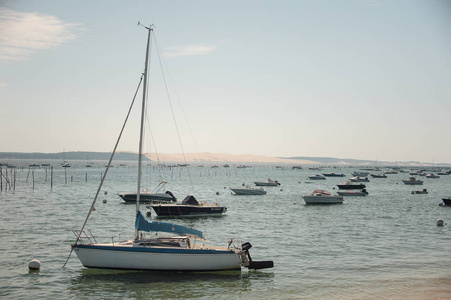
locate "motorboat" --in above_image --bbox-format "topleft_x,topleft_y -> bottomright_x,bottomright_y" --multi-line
118,181 -> 176,203
148,195 -> 227,217
337,189 -> 368,196
322,172 -> 345,177
308,175 -> 326,180
425,173 -> 440,179
411,189 -> 428,194
351,171 -> 369,177
402,177 -> 423,185
370,173 -> 387,178
230,186 -> 267,195
384,170 -> 398,174
350,176 -> 369,182
69,25 -> 273,271
302,190 -> 344,204
337,181 -> 366,190
254,178 -> 280,186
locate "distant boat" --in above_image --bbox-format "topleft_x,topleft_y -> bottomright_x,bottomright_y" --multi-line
118,181 -> 177,203
254,178 -> 280,186
337,181 -> 366,190
337,189 -> 368,196
370,173 -> 387,178
322,172 -> 345,177
351,171 -> 369,177
230,186 -> 267,195
308,175 -> 326,180
411,189 -> 428,194
148,195 -> 227,217
425,173 -> 440,179
402,177 -> 423,185
350,176 -> 369,182
302,190 -> 343,204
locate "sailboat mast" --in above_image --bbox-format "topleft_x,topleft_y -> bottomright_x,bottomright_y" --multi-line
135,24 -> 152,238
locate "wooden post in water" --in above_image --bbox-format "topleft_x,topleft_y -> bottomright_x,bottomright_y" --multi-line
65,167 -> 67,184
51,166 -> 53,190
26,166 -> 30,183
0,166 -> 2,191
32,170 -> 34,190
14,168 -> 16,191
86,173 -> 88,182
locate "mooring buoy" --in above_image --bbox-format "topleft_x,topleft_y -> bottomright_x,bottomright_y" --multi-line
437,219 -> 444,226
28,259 -> 41,270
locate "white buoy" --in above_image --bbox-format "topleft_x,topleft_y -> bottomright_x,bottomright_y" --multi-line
28,259 -> 41,270
437,219 -> 444,226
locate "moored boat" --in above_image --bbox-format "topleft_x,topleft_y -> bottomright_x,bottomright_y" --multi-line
402,177 -> 423,185
302,190 -> 343,204
350,176 -> 369,182
68,25 -> 273,272
322,172 -> 345,177
308,174 -> 326,180
337,181 -> 366,190
254,178 -> 280,186
337,189 -> 368,196
230,186 -> 267,195
148,195 -> 227,217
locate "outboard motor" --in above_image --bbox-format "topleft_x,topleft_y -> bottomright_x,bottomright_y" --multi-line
241,242 -> 274,270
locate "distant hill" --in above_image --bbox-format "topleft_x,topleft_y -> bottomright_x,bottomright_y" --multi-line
0,151 -> 148,161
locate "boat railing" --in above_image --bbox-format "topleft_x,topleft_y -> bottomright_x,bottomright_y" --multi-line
72,229 -> 97,245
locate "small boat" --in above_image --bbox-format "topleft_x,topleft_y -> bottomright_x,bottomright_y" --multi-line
425,173 -> 440,179
384,170 -> 398,174
302,190 -> 344,204
411,189 -> 428,194
148,195 -> 227,217
118,181 -> 177,203
254,178 -> 280,186
308,175 -> 326,180
349,176 -> 369,182
402,177 -> 423,185
337,181 -> 366,190
351,171 -> 369,177
441,197 -> 451,205
437,172 -> 450,175
230,186 -> 267,195
322,172 -> 345,177
337,189 -> 368,196
370,173 -> 387,178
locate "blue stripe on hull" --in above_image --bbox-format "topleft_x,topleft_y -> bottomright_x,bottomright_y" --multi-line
72,244 -> 235,254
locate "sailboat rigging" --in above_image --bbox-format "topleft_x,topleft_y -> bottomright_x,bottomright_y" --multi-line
66,24 -> 273,271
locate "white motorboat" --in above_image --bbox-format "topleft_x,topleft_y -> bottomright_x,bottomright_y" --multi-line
308,174 -> 326,180
351,171 -> 369,177
350,176 -> 369,182
68,25 -> 273,272
402,177 -> 423,185
302,190 -> 344,204
337,189 -> 368,196
425,173 -> 440,179
370,173 -> 387,178
230,186 -> 267,195
254,178 -> 280,186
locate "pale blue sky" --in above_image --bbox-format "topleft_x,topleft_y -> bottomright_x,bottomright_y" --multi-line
1,0 -> 451,163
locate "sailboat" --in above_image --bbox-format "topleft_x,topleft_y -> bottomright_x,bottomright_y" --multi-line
69,24 -> 273,271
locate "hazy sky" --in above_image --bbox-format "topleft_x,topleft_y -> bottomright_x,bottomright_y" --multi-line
1,0 -> 451,163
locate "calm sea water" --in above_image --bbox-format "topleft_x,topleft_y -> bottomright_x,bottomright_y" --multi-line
1,160 -> 451,299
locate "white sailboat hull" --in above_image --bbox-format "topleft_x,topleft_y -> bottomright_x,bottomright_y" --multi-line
73,244 -> 242,271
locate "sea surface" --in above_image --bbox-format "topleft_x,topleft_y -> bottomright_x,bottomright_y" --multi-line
1,160 -> 451,299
